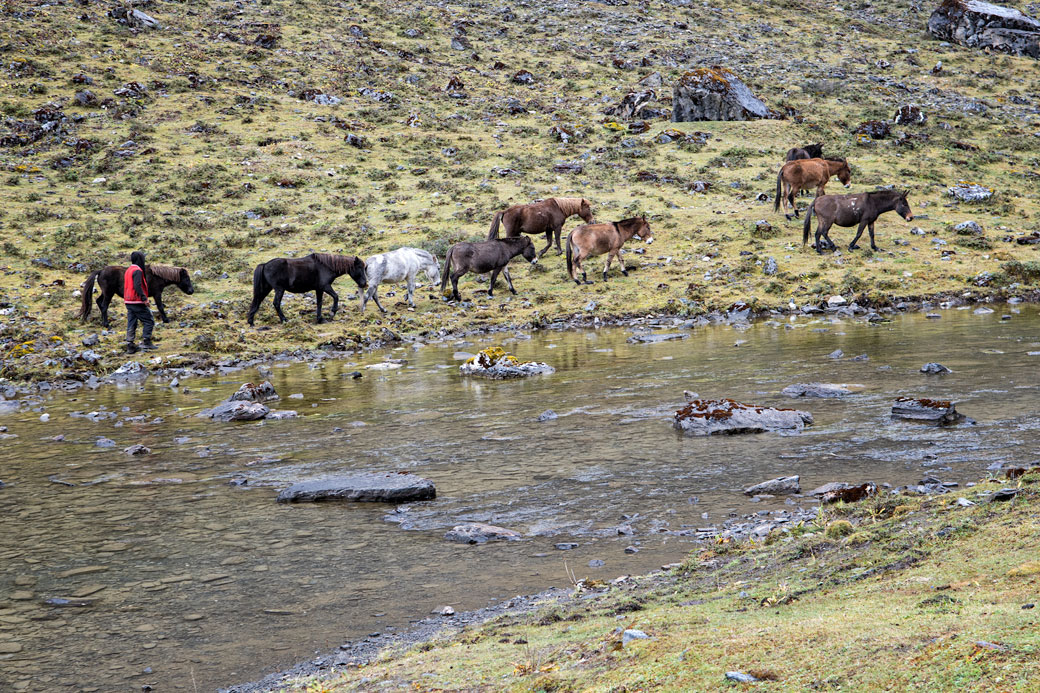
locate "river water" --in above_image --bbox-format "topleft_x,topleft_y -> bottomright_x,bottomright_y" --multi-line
1,305 -> 1038,691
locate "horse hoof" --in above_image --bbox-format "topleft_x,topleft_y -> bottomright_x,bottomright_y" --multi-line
621,270 -> 629,276
785,214 -> 793,221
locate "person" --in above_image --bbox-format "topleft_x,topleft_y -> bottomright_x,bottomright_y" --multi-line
124,251 -> 156,353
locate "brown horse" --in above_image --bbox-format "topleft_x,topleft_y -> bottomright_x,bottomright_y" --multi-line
487,197 -> 593,257
247,253 -> 367,325
803,189 -> 913,253
774,158 -> 851,220
79,264 -> 195,327
566,216 -> 653,285
440,236 -> 538,302
785,143 -> 823,161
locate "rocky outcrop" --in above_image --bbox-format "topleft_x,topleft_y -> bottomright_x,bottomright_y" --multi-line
743,476 -> 801,496
672,67 -> 775,122
927,0 -> 1040,58
459,347 -> 554,379
673,399 -> 813,436
277,473 -> 436,503
444,523 -> 522,544
781,383 -> 856,398
891,397 -> 965,425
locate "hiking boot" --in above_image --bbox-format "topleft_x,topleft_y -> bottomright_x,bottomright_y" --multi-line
139,340 -> 158,351
126,342 -> 139,354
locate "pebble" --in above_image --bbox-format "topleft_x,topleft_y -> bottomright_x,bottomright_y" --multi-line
554,542 -> 579,550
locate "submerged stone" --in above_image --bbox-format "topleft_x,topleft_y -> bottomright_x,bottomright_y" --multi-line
276,473 -> 436,503
674,399 -> 813,436
781,383 -> 856,398
444,523 -> 522,544
891,397 -> 965,425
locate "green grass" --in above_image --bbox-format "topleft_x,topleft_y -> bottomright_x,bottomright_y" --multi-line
1,0 -> 1039,382
289,478 -> 1040,691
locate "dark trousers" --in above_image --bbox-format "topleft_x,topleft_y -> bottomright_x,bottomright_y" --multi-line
126,304 -> 154,343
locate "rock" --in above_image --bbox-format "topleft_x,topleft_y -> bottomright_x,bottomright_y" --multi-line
622,629 -> 650,646
855,120 -> 890,139
276,473 -> 436,503
444,523 -> 522,544
109,7 -> 160,29
624,545 -> 639,553
725,672 -> 760,683
435,605 -> 455,616
603,89 -> 656,120
110,361 -> 148,381
781,383 -> 854,398
828,349 -> 844,359
822,482 -> 877,504
79,350 -> 101,364
672,66 -> 774,121
947,183 -> 993,202
95,437 -> 116,448
990,488 -> 1020,502
921,362 -> 952,374
82,333 -> 99,347
927,0 -> 1040,58
894,105 -> 926,124
74,90 -> 97,107
891,397 -> 965,425
626,332 -> 687,344
954,220 -> 984,235
123,444 -> 150,456
537,410 -> 558,422
809,481 -> 851,496
199,401 -> 270,422
512,69 -> 535,85
459,347 -> 554,379
228,381 -> 279,403
673,399 -> 813,436
0,642 -> 23,654
554,542 -> 579,550
265,410 -> 298,420
827,295 -> 847,306
763,257 -> 778,275
744,475 -> 800,496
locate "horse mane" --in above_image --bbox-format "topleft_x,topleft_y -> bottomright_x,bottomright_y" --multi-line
553,197 -> 586,216
149,264 -> 183,281
313,253 -> 357,273
617,216 -> 645,228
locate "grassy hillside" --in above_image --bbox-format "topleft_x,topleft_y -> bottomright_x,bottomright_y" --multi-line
1,0 -> 1039,380
285,474 -> 1040,691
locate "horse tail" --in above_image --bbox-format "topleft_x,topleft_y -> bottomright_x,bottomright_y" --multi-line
565,233 -> 574,279
774,169 -> 783,212
79,270 -> 99,321
803,200 -> 815,245
487,211 -> 503,240
440,247 -> 453,292
250,263 -> 267,304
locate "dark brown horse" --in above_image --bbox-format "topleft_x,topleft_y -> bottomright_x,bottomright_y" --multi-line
785,143 -> 823,161
440,236 -> 537,301
247,253 -> 367,325
487,197 -> 593,257
774,158 -> 851,220
803,189 -> 914,253
566,216 -> 653,285
79,264 -> 195,327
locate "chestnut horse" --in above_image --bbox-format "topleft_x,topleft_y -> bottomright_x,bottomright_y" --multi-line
774,158 -> 851,220
79,264 -> 195,327
803,189 -> 913,253
566,216 -> 653,285
487,197 -> 593,257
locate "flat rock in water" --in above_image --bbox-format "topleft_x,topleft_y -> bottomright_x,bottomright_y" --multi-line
444,523 -> 522,544
199,401 -> 270,422
781,383 -> 856,398
891,397 -> 965,425
265,410 -> 299,420
123,444 -> 150,456
537,409 -> 558,422
744,475 -> 800,496
627,332 -> 687,344
459,347 -> 554,380
921,362 -> 952,374
276,473 -> 436,503
228,381 -> 279,403
674,398 -> 813,436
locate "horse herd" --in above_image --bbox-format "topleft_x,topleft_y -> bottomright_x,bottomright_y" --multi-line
78,145 -> 914,326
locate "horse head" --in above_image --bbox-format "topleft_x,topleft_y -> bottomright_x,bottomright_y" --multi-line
349,256 -> 368,288
177,267 -> 195,295
838,159 -> 852,187
424,256 -> 441,283
579,198 -> 594,223
636,215 -> 654,244
897,190 -> 914,221
520,236 -> 538,264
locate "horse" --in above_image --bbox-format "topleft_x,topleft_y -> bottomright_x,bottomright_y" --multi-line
774,158 -> 851,220
785,143 -> 824,161
487,197 -> 594,258
439,236 -> 537,302
566,216 -> 653,285
79,264 -> 194,327
247,253 -> 367,325
361,247 -> 440,313
803,189 -> 914,253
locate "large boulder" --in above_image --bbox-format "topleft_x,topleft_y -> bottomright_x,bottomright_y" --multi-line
672,67 -> 774,122
891,397 -> 965,425
673,398 -> 813,436
927,0 -> 1040,58
459,347 -> 554,380
444,523 -> 522,544
277,473 -> 436,503
199,401 -> 269,422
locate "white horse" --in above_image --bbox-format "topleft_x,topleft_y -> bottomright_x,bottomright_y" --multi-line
361,247 -> 440,312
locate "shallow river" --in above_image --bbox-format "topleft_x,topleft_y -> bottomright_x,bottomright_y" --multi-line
1,305 -> 1038,691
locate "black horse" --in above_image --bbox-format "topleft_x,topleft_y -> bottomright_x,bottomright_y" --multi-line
785,142 -> 824,161
440,236 -> 537,302
247,253 -> 367,325
79,264 -> 195,327
803,189 -> 914,253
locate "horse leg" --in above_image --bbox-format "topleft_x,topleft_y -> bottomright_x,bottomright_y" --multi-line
326,286 -> 340,316
617,249 -> 628,276
247,286 -> 272,326
553,224 -> 564,255
315,289 -> 325,323
450,270 -> 465,302
868,221 -> 879,251
538,229 -> 553,258
602,252 -> 613,282
154,290 -> 170,323
503,267 -> 517,294
783,182 -> 793,220
406,274 -> 417,307
487,268 -> 500,297
98,294 -> 110,328
816,220 -> 835,254
273,289 -> 287,323
849,221 -> 868,251
576,252 -> 592,285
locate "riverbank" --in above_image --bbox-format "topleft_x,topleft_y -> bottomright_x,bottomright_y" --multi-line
237,472 -> 1040,691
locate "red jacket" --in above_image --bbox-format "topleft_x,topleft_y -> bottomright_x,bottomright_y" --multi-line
124,265 -> 149,304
